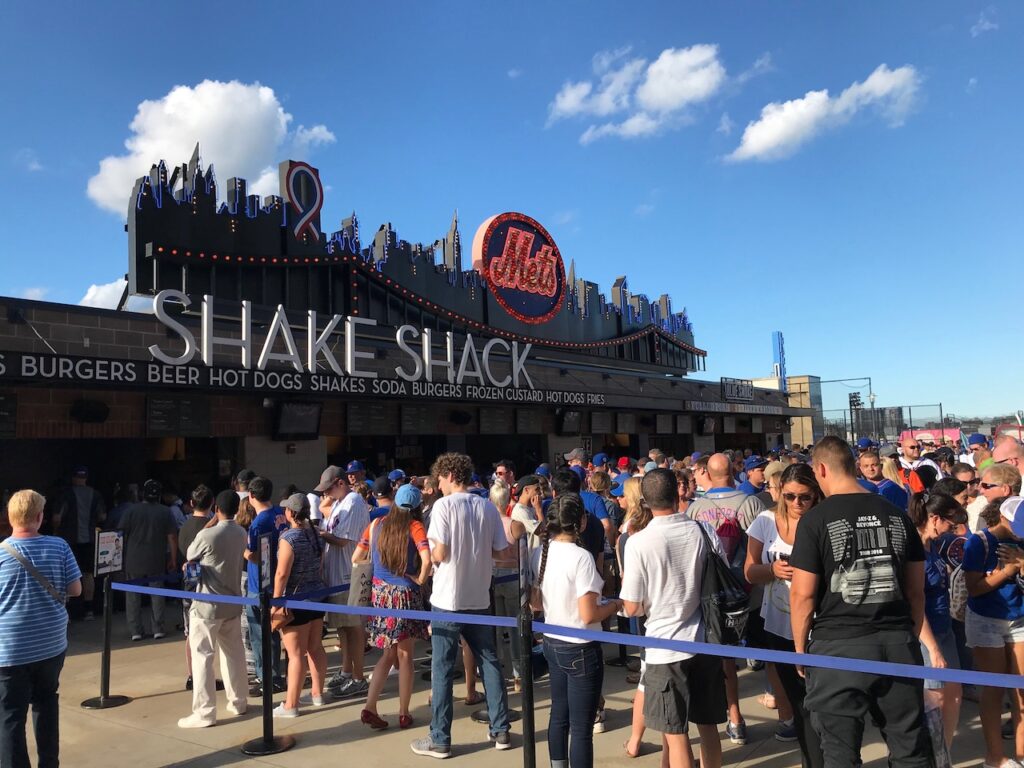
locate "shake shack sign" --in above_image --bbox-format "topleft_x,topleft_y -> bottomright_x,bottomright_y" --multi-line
0,290 -> 606,407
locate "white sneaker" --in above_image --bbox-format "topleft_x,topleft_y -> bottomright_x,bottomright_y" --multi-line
272,703 -> 300,719
299,693 -> 325,707
593,709 -> 606,734
153,632 -> 167,640
226,703 -> 246,716
131,634 -> 143,642
177,714 -> 215,729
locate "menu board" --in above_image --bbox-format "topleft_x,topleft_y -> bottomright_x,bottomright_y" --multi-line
0,394 -> 15,439
401,405 -> 433,434
147,395 -> 210,437
479,408 -> 513,435
346,403 -> 398,435
590,411 -> 613,434
516,409 -> 543,434
616,413 -> 636,434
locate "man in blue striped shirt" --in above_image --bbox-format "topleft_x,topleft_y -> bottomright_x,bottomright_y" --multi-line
0,489 -> 82,767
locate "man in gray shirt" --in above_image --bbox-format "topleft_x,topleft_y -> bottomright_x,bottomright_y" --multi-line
54,466 -> 105,619
178,489 -> 248,728
119,479 -> 177,641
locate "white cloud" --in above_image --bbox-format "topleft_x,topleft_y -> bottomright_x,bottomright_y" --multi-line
86,80 -> 336,216
636,45 -> 726,113
967,77 -> 978,94
736,52 -> 774,84
550,44 -> 727,144
728,64 -> 921,162
580,112 -> 662,144
548,58 -> 646,123
717,113 -> 735,135
20,287 -> 48,300
79,278 -> 127,308
634,202 -> 655,217
970,9 -> 998,37
13,148 -> 43,172
507,68 -> 523,79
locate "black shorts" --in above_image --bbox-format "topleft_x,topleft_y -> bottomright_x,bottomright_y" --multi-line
72,542 -> 95,573
288,607 -> 325,627
642,654 -> 727,734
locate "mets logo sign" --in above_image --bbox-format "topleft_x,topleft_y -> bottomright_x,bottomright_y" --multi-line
471,212 -> 567,325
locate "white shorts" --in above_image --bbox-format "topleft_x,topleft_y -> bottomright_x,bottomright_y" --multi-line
965,606 -> 1024,648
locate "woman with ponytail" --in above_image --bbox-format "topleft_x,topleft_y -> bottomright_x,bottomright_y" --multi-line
530,493 -> 622,768
909,491 -> 967,752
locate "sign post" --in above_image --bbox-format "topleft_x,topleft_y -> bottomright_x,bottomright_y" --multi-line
81,531 -> 131,709
241,535 -> 294,756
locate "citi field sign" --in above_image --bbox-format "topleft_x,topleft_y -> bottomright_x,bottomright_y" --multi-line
472,212 -> 567,325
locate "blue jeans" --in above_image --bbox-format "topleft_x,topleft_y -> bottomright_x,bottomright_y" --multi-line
245,591 -> 281,682
430,607 -> 509,746
0,652 -> 65,768
543,639 -> 604,768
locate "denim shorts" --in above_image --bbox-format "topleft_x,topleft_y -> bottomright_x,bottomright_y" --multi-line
919,626 -> 960,690
965,607 -> 1024,649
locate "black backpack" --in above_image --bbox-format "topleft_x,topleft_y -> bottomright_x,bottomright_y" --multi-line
696,522 -> 750,646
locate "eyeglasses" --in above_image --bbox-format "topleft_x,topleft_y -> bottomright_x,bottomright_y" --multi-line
980,482 -> 1005,490
783,493 -> 815,504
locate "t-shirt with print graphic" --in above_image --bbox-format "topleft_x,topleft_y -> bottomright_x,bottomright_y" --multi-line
322,491 -> 371,588
789,493 -> 925,640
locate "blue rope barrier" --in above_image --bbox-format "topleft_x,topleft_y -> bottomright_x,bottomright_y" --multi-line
112,581 -> 257,607
109,579 -> 1024,689
493,573 -> 519,585
288,583 -> 350,602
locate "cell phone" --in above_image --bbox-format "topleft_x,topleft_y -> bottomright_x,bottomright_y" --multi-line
778,553 -> 791,562
183,561 -> 201,589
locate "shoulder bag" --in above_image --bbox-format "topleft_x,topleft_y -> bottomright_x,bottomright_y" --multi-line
695,522 -> 750,646
1,540 -> 67,607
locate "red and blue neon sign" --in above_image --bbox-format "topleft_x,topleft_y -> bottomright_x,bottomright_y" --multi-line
472,212 -> 566,325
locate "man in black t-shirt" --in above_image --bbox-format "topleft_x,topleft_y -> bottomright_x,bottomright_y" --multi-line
790,436 -> 932,768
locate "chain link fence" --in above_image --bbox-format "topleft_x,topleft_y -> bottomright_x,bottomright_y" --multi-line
822,404 -> 946,444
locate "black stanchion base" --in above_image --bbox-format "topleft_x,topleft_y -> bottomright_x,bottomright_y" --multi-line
241,735 -> 296,756
472,708 -> 521,723
81,695 -> 133,710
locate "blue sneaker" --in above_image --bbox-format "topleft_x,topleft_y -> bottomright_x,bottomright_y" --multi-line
726,720 -> 747,745
775,719 -> 798,742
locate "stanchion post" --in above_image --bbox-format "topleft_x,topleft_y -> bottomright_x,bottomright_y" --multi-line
241,542 -> 295,756
516,536 -> 536,768
81,575 -> 132,709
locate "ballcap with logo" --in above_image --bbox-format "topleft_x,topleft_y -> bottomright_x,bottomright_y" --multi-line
314,466 -> 345,492
743,456 -> 769,472
345,460 -> 365,474
395,484 -> 423,510
1001,497 -> 1024,539
564,448 -> 588,463
856,437 -> 876,450
387,469 -> 407,483
592,453 -> 610,469
968,433 -> 987,447
534,465 -> 551,478
617,456 -> 631,470
610,474 -> 629,497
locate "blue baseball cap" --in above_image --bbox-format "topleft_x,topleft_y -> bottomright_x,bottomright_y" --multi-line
593,452 -> 610,468
689,452 -> 702,462
968,433 -> 987,446
569,465 -> 586,483
610,473 -> 628,497
535,464 -> 551,478
394,484 -> 422,509
743,455 -> 768,472
345,460 -> 365,473
856,437 -> 875,450
387,469 -> 407,482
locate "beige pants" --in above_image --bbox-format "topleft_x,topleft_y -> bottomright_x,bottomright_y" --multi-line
189,613 -> 247,722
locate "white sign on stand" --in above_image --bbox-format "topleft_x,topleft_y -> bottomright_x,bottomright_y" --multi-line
94,531 -> 123,576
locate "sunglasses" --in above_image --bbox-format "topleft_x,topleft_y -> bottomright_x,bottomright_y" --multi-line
783,493 -> 815,504
905,445 -> 921,450
966,478 -> 981,486
980,482 -> 1004,490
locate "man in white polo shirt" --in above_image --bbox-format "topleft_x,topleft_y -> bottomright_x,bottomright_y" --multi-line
621,468 -> 727,768
411,452 -> 523,759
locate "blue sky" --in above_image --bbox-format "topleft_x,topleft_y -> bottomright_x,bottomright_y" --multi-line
1,2 -> 1021,417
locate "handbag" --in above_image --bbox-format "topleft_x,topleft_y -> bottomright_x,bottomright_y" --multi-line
695,522 -> 750,646
270,604 -> 293,632
1,540 -> 67,607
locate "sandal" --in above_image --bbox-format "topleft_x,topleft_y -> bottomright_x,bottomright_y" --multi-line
623,740 -> 640,758
360,709 -> 389,730
758,693 -> 777,710
626,672 -> 641,685
464,692 -> 485,706
399,714 -> 414,729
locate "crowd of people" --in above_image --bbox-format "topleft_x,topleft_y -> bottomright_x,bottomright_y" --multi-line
2,432 -> 1024,768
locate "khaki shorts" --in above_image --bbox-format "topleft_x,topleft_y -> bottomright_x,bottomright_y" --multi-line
326,590 -> 365,630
